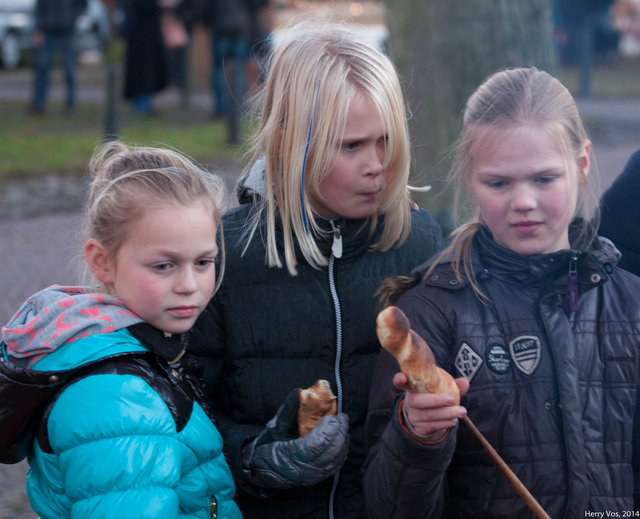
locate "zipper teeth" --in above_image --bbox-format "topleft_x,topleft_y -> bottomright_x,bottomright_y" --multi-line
328,225 -> 344,410
209,496 -> 217,519
328,245 -> 343,519
329,254 -> 343,412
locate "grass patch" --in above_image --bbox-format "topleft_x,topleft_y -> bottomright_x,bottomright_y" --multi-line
0,66 -> 250,180
0,119 -> 242,178
0,104 -> 248,179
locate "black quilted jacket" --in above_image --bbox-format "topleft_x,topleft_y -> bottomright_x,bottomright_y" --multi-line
190,202 -> 443,519
364,225 -> 640,519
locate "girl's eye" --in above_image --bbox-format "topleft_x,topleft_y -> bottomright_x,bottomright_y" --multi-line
153,263 -> 172,272
535,176 -> 554,184
488,180 -> 506,188
343,141 -> 360,151
196,258 -> 217,269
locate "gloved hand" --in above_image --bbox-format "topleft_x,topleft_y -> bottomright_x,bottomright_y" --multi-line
241,387 -> 349,490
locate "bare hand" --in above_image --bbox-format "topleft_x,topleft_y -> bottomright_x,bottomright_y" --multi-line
393,372 -> 469,441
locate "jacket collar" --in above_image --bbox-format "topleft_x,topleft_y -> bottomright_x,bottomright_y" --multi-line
416,220 -> 619,289
127,323 -> 187,365
478,222 -> 619,285
311,217 -> 377,260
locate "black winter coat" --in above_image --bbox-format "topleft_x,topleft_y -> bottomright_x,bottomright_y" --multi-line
190,202 -> 443,519
600,148 -> 640,277
122,0 -> 167,100
364,225 -> 640,518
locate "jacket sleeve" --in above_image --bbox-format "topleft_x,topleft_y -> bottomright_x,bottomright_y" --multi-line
363,289 -> 459,518
363,349 -> 457,519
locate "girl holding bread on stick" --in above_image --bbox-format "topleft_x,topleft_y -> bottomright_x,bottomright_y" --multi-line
188,21 -> 444,519
364,67 -> 640,518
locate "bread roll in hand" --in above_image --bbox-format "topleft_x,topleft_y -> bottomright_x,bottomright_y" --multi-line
376,305 -> 460,405
298,379 -> 338,437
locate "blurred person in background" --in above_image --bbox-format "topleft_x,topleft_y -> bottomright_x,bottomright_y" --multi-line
28,0 -> 88,115
200,0 -> 264,119
120,0 -> 168,114
165,0 -> 198,107
599,148 -> 640,277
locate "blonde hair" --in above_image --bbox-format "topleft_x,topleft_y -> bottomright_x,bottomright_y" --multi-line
244,21 -> 416,275
84,140 -> 227,290
427,67 -> 600,297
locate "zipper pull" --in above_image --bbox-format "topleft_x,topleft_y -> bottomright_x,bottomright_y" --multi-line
567,255 -> 579,313
331,222 -> 343,259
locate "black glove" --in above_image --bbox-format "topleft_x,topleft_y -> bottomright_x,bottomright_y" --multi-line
241,387 -> 349,490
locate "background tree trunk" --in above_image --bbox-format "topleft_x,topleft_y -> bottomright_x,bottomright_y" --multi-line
383,0 -> 556,229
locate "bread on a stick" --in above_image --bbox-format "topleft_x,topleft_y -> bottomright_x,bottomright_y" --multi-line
376,305 -> 460,404
298,379 -> 337,437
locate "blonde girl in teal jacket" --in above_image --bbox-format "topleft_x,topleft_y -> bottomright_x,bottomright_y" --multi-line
1,141 -> 241,519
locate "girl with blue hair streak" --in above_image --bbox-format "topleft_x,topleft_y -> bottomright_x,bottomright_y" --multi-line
189,20 -> 444,519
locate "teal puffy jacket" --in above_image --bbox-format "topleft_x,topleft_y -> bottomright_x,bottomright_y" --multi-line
24,328 -> 242,519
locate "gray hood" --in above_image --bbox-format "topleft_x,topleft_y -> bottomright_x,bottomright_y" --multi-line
236,156 -> 266,204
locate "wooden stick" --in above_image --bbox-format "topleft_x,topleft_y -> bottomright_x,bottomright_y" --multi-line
460,415 -> 550,519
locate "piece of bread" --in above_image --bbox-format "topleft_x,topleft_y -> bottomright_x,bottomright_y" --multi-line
376,306 -> 460,404
298,379 -> 338,437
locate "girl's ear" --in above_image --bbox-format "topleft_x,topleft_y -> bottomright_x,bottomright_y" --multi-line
578,139 -> 592,183
85,239 -> 114,285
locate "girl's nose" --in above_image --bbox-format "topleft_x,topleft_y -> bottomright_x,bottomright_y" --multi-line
363,144 -> 384,177
176,267 -> 198,293
511,185 -> 537,211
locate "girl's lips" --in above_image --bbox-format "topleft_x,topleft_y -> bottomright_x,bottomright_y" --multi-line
169,306 -> 198,318
360,181 -> 385,197
512,221 -> 541,235
359,186 -> 384,199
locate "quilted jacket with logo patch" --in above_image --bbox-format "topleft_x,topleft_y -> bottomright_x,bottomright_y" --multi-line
364,224 -> 640,519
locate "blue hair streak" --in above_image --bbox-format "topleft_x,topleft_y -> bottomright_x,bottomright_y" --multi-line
300,80 -> 321,234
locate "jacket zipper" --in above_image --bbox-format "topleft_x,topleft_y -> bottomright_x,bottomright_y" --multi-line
328,220 -> 343,519
209,496 -> 217,518
567,254 -> 580,318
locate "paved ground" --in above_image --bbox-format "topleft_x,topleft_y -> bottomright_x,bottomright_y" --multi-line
0,64 -> 639,517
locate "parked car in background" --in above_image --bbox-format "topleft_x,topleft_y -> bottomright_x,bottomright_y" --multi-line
0,0 -> 32,69
0,0 -> 110,70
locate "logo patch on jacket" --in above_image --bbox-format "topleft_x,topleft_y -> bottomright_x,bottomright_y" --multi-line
454,342 -> 482,381
485,343 -> 511,374
509,335 -> 541,375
